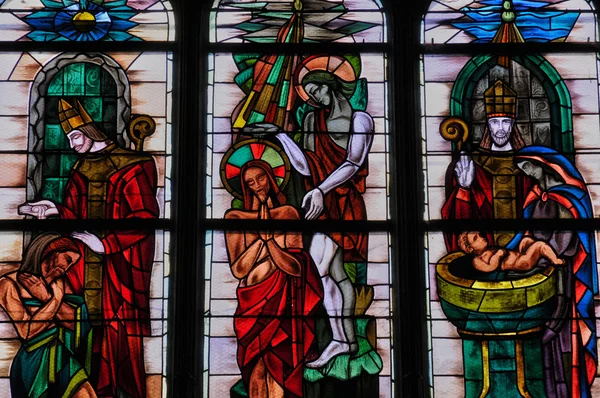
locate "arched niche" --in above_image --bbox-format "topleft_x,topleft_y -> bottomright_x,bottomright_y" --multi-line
449,54 -> 573,156
27,52 -> 131,201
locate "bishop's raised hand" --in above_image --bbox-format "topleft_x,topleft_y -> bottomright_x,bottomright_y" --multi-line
455,153 -> 475,189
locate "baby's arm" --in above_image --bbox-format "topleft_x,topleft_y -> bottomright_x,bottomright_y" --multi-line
473,250 -> 503,273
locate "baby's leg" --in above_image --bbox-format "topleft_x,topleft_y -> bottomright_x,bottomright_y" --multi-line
518,236 -> 535,252
517,241 -> 563,269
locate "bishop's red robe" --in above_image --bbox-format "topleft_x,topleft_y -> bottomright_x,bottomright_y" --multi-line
303,109 -> 369,263
441,150 -> 535,252
58,143 -> 159,398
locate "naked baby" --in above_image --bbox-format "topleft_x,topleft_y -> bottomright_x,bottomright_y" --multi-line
458,231 -> 565,273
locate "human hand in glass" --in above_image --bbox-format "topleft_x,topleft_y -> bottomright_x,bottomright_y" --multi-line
243,123 -> 279,139
258,203 -> 274,241
18,273 -> 51,302
49,277 -> 65,302
455,152 -> 475,189
302,188 -> 324,220
18,200 -> 59,219
71,231 -> 105,254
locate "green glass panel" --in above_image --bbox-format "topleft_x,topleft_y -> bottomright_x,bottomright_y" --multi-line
338,22 -> 375,35
42,178 -> 64,202
561,107 -> 572,132
556,84 -> 572,108
247,111 -> 266,125
85,64 -> 102,96
102,97 -> 117,123
47,71 -> 64,96
101,70 -> 117,93
523,340 -> 543,379
229,145 -> 253,168
101,122 -> 117,140
45,97 -> 60,124
464,312 -> 495,333
236,22 -> 267,33
463,340 -> 483,380
266,57 -> 285,85
542,61 -> 562,85
465,380 -> 483,398
63,63 -> 85,96
490,358 -> 515,372
60,154 -> 77,176
342,262 -> 369,285
279,81 -> 290,108
492,372 -> 518,396
43,154 -> 61,177
490,340 -> 514,358
45,124 -> 67,150
81,97 -> 103,121
246,38 -> 277,44
349,79 -> 368,112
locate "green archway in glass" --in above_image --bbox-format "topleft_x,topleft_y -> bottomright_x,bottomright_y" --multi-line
449,54 -> 573,158
41,62 -> 118,203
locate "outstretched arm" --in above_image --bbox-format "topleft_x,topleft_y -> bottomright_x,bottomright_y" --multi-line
316,112 -> 373,195
303,112 -> 374,220
276,132 -> 311,176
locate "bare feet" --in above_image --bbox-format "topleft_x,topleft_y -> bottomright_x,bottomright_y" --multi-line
306,340 -> 358,369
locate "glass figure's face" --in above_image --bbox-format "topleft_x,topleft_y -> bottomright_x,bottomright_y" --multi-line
517,161 -> 545,182
42,250 -> 80,281
487,116 -> 515,147
467,231 -> 488,253
305,82 -> 332,107
67,130 -> 93,153
244,167 -> 270,203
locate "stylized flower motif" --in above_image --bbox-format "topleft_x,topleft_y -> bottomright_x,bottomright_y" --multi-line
23,0 -> 139,41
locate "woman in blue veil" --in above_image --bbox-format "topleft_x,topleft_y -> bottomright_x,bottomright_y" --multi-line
509,146 -> 597,397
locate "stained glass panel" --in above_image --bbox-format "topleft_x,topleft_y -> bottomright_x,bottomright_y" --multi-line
203,230 -> 394,397
0,48 -> 173,397
206,52 -> 390,221
0,0 -> 175,42
423,0 -> 597,44
422,0 -> 600,396
206,0 -> 391,396
210,0 -> 386,44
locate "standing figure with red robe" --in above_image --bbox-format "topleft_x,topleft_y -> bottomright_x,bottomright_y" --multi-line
19,99 -> 159,398
441,80 -> 536,252
225,159 -> 323,398
252,55 -> 375,368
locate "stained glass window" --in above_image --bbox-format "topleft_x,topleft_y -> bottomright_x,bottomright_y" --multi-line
421,0 -> 600,397
204,0 -> 394,397
0,0 -> 175,396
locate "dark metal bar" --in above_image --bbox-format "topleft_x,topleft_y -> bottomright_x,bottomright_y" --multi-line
0,41 -> 176,52
394,1 -> 430,397
0,219 -> 172,231
202,219 -> 394,232
207,42 -> 390,53
168,0 -> 201,396
424,218 -> 600,232
422,42 -> 600,55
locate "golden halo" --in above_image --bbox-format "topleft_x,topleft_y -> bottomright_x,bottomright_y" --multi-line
293,55 -> 358,107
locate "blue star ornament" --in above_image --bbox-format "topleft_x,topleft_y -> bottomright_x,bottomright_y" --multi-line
23,0 -> 140,41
